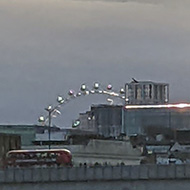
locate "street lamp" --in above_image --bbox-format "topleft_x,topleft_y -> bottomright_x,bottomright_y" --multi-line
45,105 -> 53,149
38,96 -> 64,149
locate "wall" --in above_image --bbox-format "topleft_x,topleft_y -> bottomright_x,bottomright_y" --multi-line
68,139 -> 142,166
1,165 -> 190,190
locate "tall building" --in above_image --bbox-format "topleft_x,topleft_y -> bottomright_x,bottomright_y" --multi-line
122,80 -> 190,137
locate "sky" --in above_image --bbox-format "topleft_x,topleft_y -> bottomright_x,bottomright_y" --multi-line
1,0 -> 190,127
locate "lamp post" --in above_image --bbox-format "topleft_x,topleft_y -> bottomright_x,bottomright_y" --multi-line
38,96 -> 64,149
45,105 -> 53,149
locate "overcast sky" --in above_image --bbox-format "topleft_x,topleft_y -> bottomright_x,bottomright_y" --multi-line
1,0 -> 190,127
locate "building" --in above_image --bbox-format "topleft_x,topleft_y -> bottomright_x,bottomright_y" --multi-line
73,104 -> 122,138
34,128 -> 71,145
123,80 -> 172,136
92,104 -> 122,137
68,139 -> 143,166
73,111 -> 96,132
0,133 -> 21,166
125,80 -> 169,105
72,80 -> 170,138
72,80 -> 190,141
0,125 -> 35,146
122,104 -> 190,136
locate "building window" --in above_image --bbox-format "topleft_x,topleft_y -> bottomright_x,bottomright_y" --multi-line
154,85 -> 158,100
149,84 -> 152,99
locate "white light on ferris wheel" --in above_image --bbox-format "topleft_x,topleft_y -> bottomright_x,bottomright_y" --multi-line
94,82 -> 99,90
81,84 -> 86,91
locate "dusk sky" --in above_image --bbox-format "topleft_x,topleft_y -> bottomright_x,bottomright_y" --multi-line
1,0 -> 190,127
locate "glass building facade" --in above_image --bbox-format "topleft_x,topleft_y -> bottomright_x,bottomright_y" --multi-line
122,106 -> 190,136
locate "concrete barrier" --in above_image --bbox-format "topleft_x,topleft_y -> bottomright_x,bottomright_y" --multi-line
0,164 -> 190,183
1,165 -> 190,190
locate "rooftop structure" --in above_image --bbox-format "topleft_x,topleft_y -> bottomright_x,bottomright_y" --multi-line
125,80 -> 169,105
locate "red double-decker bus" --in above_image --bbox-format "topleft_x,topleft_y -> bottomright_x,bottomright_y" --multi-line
4,149 -> 72,167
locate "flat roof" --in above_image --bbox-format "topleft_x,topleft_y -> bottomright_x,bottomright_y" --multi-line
126,81 -> 168,85
125,103 -> 190,109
